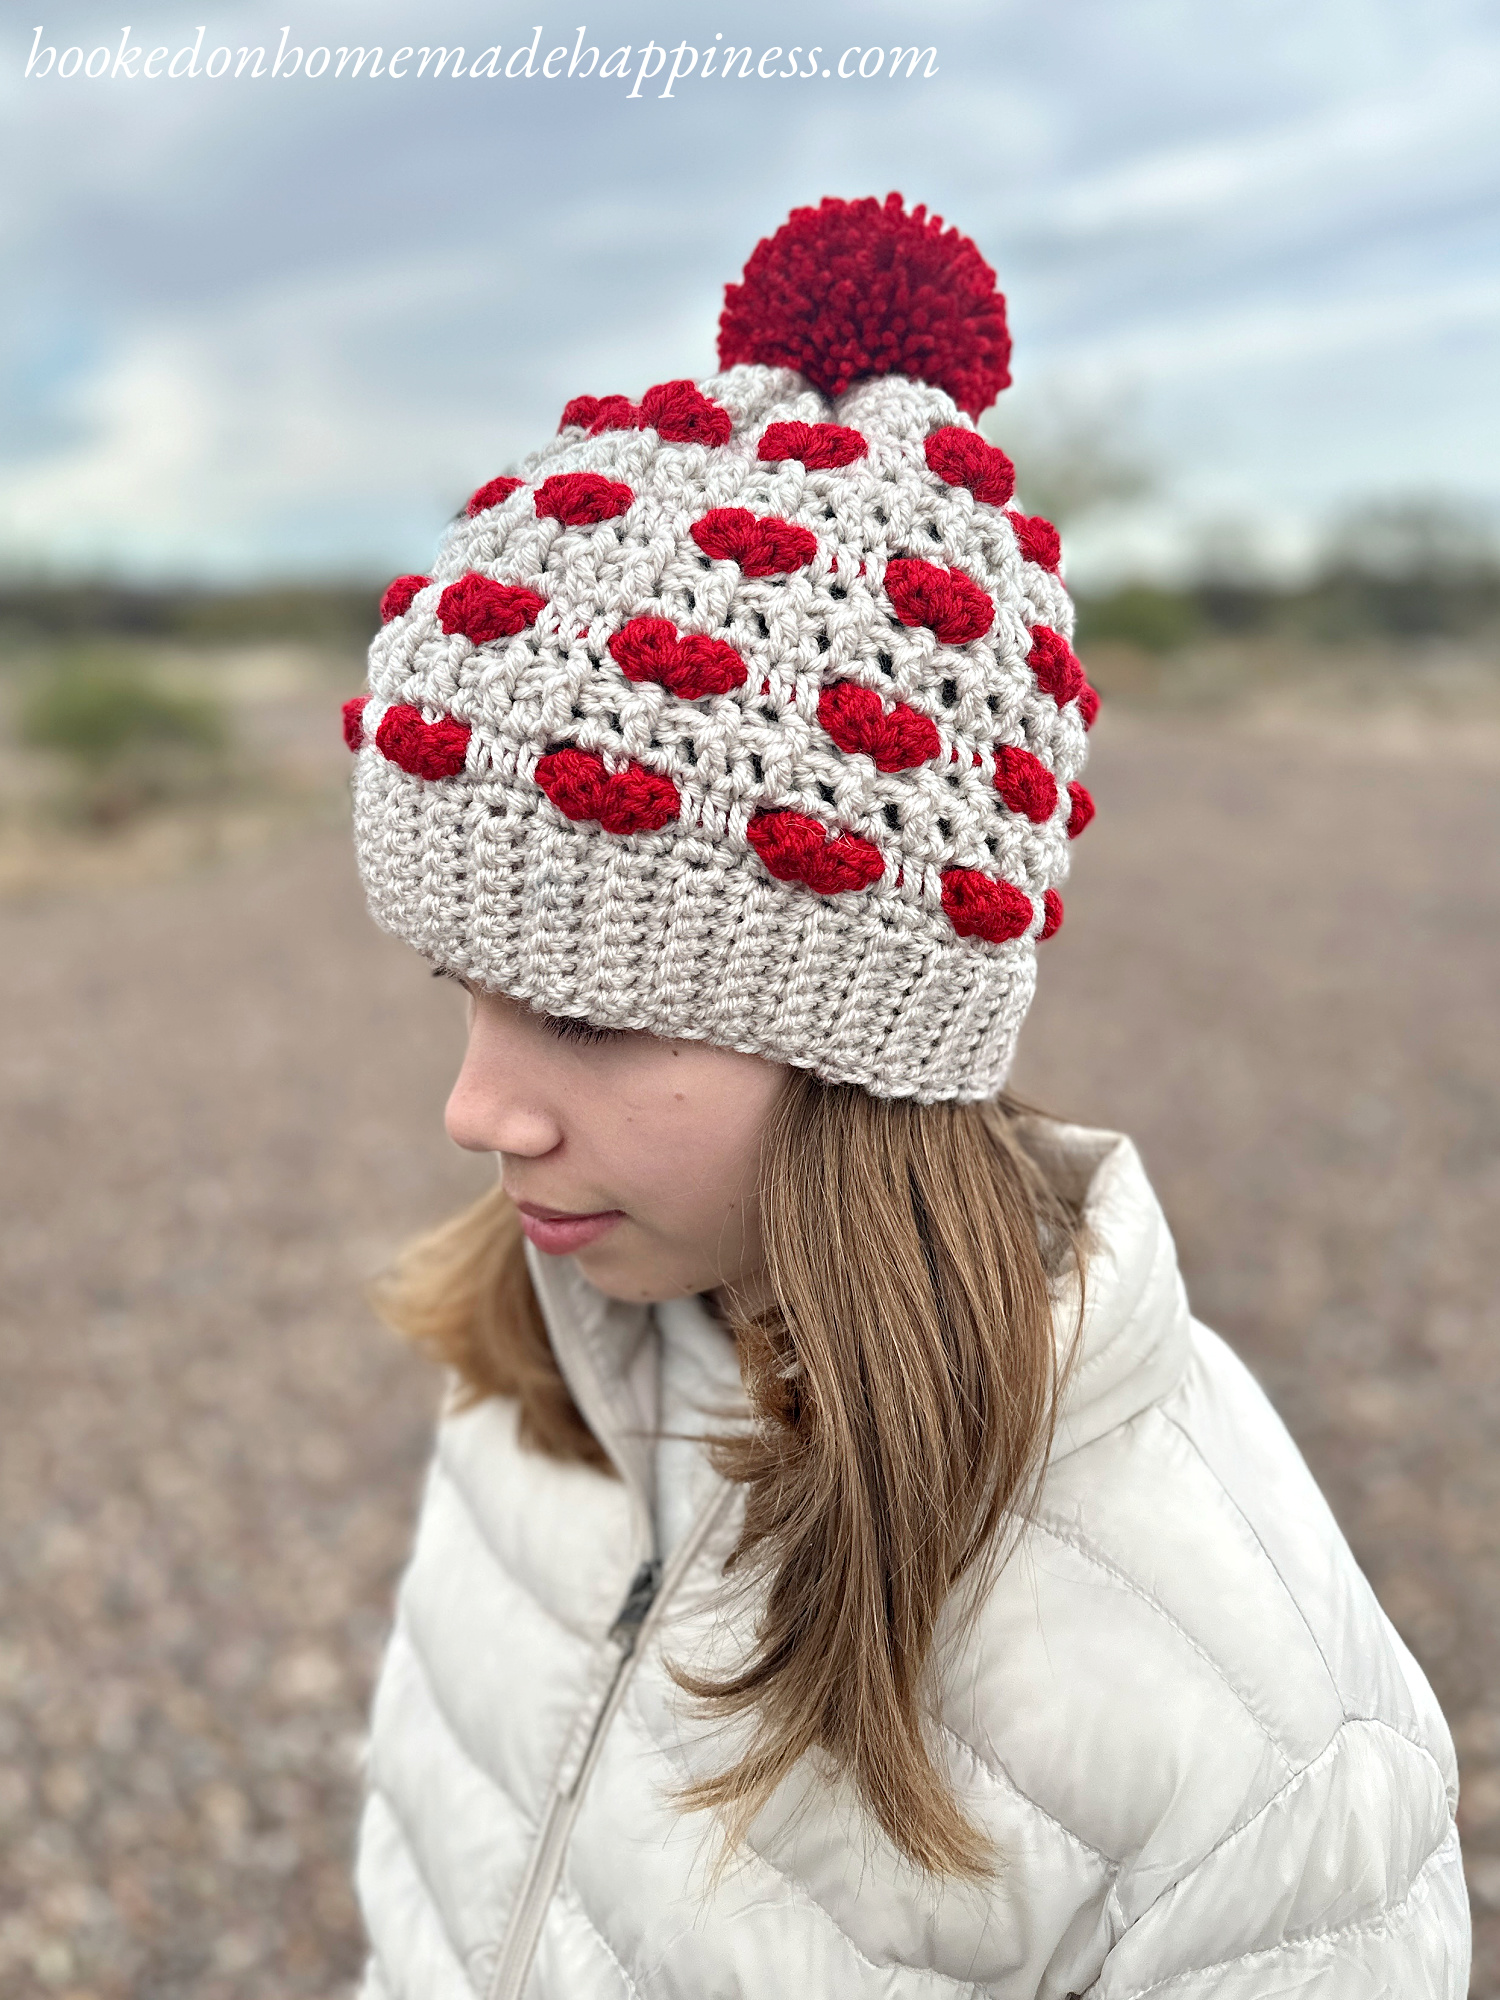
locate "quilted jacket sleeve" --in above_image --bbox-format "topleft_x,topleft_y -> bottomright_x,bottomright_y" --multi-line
1089,1716 -> 1470,1998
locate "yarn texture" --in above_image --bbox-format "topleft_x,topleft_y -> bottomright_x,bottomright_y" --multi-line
348,198 -> 1097,1101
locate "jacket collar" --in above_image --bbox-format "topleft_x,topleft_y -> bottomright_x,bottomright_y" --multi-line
1025,1123 -> 1194,1459
523,1121 -> 1192,1509
523,1240 -> 659,1546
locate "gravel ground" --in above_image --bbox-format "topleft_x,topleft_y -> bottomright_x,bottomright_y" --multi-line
1,704 -> 1497,1996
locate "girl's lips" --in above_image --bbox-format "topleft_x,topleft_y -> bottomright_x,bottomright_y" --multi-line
515,1203 -> 625,1255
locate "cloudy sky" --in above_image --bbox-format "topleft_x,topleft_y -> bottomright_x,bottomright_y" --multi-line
4,0 -> 1497,585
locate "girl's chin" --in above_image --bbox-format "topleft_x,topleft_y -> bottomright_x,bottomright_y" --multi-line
571,1240 -> 706,1305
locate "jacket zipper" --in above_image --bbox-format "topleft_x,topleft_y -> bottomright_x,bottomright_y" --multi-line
484,1490 -> 732,2000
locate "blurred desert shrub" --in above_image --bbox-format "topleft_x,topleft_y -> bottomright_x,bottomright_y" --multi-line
1078,498 -> 1500,663
0,580 -> 382,651
18,649 -> 229,825
1077,585 -> 1203,654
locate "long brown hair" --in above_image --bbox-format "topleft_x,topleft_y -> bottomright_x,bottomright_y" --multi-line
374,1071 -> 1084,1877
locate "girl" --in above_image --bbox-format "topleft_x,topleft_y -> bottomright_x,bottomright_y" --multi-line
342,196 -> 1469,1997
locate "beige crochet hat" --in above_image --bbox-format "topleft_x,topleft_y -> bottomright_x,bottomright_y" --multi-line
346,195 -> 1097,1101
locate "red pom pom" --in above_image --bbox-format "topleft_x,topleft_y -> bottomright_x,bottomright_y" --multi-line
437,575 -> 546,644
993,745 -> 1058,823
466,476 -> 523,517
818,681 -> 940,773
940,868 -> 1033,944
925,428 -> 1015,507
1066,781 -> 1095,838
375,704 -> 471,781
534,747 -> 680,835
690,508 -> 818,576
535,473 -> 634,526
884,557 -> 994,645
758,422 -> 868,469
608,618 -> 747,699
747,808 -> 884,895
341,695 -> 369,752
718,194 -> 1012,417
1039,889 -> 1064,940
379,574 -> 429,623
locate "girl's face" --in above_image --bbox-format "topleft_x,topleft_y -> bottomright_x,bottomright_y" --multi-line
444,985 -> 786,1306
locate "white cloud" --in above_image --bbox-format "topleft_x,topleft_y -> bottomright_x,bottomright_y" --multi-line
3,0 -> 1499,578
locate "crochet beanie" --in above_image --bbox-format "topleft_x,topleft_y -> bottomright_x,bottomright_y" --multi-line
346,194 -> 1097,1102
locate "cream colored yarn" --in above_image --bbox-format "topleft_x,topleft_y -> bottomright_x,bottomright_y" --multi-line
350,362 -> 1090,1101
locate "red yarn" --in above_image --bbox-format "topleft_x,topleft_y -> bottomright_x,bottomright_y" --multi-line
1078,683 -> 1100,730
558,394 -> 639,434
993,744 -> 1058,822
379,574 -> 429,623
690,508 -> 819,576
757,421 -> 868,470
466,476 -> 524,518
747,808 -> 884,895
1066,781 -> 1095,838
940,868 -> 1033,944
1025,626 -> 1086,708
1040,889 -> 1064,940
638,380 -> 733,447
375,704 -> 471,781
555,384 -> 730,447
341,696 -> 369,752
884,557 -> 994,644
437,574 -> 547,644
718,194 -> 1012,417
608,617 -> 747,699
535,473 -> 635,526
1009,510 -> 1062,572
534,747 -> 680,835
818,680 -> 940,773
924,428 -> 1015,507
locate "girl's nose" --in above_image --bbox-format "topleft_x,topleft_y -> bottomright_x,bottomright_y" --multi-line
444,1012 -> 563,1159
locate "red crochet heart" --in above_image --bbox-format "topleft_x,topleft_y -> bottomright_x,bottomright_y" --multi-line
534,747 -> 680,835
638,380 -> 733,447
608,618 -> 747,699
817,681 -> 940,772
757,422 -> 868,469
558,393 -> 641,435
375,704 -> 471,781
1066,782 -> 1095,838
341,695 -> 369,752
1040,889 -> 1064,940
379,574 -> 430,623
1077,683 -> 1100,730
747,808 -> 884,894
1008,510 -> 1062,572
1025,627 -> 1086,708
466,476 -> 524,518
940,867 -> 1034,943
690,508 -> 819,576
992,744 -> 1058,822
924,428 -> 1015,507
884,558 -> 994,644
535,473 -> 635,526
437,574 -> 547,644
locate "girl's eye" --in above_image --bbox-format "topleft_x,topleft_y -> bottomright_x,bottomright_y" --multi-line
543,1013 -> 623,1047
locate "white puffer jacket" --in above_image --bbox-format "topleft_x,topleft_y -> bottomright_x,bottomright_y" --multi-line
355,1126 -> 1470,1998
